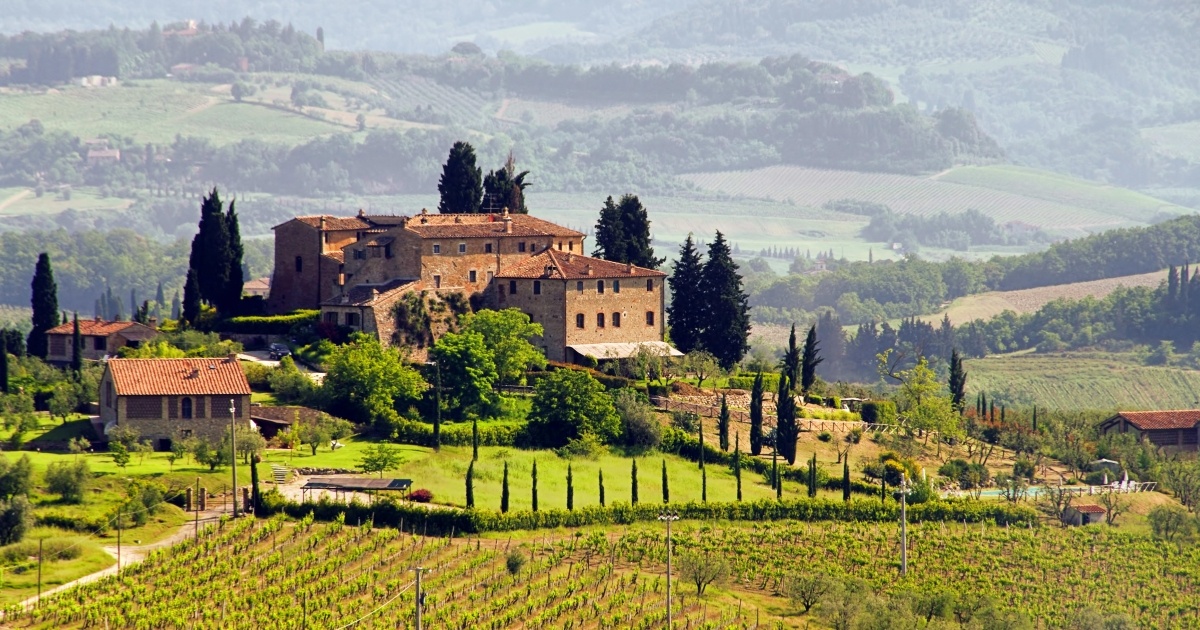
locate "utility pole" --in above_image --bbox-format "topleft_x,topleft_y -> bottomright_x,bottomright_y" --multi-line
36,538 -> 42,608
658,511 -> 679,629
116,505 -> 122,575
230,398 -> 238,518
900,473 -> 910,576
414,566 -> 427,630
194,477 -> 200,538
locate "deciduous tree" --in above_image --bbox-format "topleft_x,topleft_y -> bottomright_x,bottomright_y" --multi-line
527,369 -> 620,447
461,309 -> 546,385
358,442 -> 402,478
323,334 -> 427,426
431,330 -> 497,419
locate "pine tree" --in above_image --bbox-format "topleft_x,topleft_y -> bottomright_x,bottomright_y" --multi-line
437,141 -> 483,214
465,461 -> 475,508
749,372 -> 764,456
70,313 -> 82,374
698,231 -> 750,369
223,199 -> 245,313
566,464 -> 574,511
717,394 -> 730,452
734,434 -> 742,502
842,459 -> 851,502
630,459 -> 639,505
500,461 -> 510,513
661,459 -> 669,503
667,235 -> 705,353
800,325 -> 823,394
189,189 -> 232,311
531,460 -> 538,512
781,324 -> 801,387
171,290 -> 181,321
28,253 -> 59,359
598,469 -> 605,507
775,374 -> 798,465
471,416 -> 479,461
182,268 -> 201,326
948,349 -> 967,413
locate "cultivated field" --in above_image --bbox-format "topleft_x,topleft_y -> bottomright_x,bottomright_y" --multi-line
682,165 -> 1184,236
1143,121 -> 1200,162
966,351 -> 1200,410
932,268 -> 1167,325
20,515 -> 1200,628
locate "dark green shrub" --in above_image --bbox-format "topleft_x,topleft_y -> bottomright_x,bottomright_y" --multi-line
861,401 -> 897,424
825,396 -> 842,409
221,310 -> 319,335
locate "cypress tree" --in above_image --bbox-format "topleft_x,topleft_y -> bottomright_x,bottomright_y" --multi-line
776,374 -> 798,465
631,459 -> 639,505
1001,405 -> 1006,424
1168,265 -> 1179,309
661,459 -> 669,503
734,434 -> 742,502
566,464 -> 574,511
155,282 -> 165,313
189,189 -> 232,310
749,372 -> 764,456
666,234 -> 705,354
800,325 -> 823,394
223,199 -> 245,313
717,394 -> 730,452
531,460 -> 538,512
1032,406 -> 1038,432
70,313 -> 82,374
182,268 -> 201,326
881,476 -> 887,504
698,231 -> 750,369
171,290 -> 181,321
781,324 -> 801,386
471,416 -> 479,461
0,338 -> 8,394
842,459 -> 851,502
771,444 -> 778,491
465,461 -> 475,508
989,401 -> 995,423
129,288 -> 137,319
28,253 -> 59,359
698,414 -> 704,469
701,467 -> 707,503
592,196 -> 628,263
775,457 -> 782,500
437,141 -> 483,214
500,461 -> 510,513
250,454 -> 261,517
1182,264 -> 1191,312
808,454 -> 818,498
948,349 -> 967,413
598,469 -> 605,507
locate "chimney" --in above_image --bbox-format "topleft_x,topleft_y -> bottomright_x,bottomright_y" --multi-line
225,353 -> 237,363
565,252 -> 573,262
584,265 -> 593,276
337,273 -> 345,286
148,316 -> 158,328
502,211 -> 513,234
357,208 -> 365,217
626,262 -> 635,273
420,208 -> 429,224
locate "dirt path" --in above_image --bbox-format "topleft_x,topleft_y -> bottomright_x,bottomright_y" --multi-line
15,512 -> 224,611
0,189 -> 31,213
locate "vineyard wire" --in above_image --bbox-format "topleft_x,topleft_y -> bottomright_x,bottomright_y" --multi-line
329,578 -> 416,630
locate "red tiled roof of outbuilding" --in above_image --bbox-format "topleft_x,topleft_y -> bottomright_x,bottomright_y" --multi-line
106,357 -> 251,396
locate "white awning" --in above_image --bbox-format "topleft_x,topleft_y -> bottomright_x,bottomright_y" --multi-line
566,341 -> 683,360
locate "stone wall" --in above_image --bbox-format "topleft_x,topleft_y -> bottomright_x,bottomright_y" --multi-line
268,220 -> 320,314
99,370 -> 250,446
564,276 -> 665,348
496,277 -> 568,360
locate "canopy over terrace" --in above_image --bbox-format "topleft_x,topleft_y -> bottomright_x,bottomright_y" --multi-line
566,341 -> 682,362
300,476 -> 412,503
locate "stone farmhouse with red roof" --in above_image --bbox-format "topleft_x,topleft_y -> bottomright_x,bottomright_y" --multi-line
99,356 -> 252,449
270,208 -> 675,363
1098,410 -> 1200,450
45,318 -> 158,366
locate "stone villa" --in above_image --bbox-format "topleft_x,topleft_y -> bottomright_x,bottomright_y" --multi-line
269,208 -> 676,362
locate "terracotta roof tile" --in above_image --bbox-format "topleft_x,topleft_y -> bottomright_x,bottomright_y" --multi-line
286,216 -> 374,231
243,277 -> 271,291
405,213 -> 583,239
47,320 -> 157,337
322,278 -> 419,307
322,251 -> 345,264
1109,410 -> 1200,430
107,357 -> 251,396
1073,504 -> 1106,514
496,250 -> 665,280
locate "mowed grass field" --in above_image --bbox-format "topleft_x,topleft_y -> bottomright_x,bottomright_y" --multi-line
682,164 -> 1188,236
966,351 -> 1200,410
928,268 -> 1167,325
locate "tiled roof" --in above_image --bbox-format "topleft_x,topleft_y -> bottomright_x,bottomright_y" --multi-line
47,320 -> 156,337
322,251 -> 345,264
322,278 -> 418,307
107,357 -> 251,396
285,216 -> 374,231
1110,410 -> 1200,430
1073,504 -> 1106,514
405,212 -> 583,239
244,277 -> 271,291
496,250 -> 665,280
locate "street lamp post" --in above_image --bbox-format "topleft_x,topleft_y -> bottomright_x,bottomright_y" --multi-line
230,398 -> 238,518
658,511 -> 679,629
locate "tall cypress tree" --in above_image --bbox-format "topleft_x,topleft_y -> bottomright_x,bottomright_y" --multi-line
776,374 -> 799,465
661,459 -> 669,503
598,469 -> 605,507
734,434 -> 742,502
70,313 -> 82,374
800,325 -> 823,394
566,464 -> 574,511
842,459 -> 851,502
471,416 -> 479,461
189,189 -> 232,310
749,372 -> 764,456
155,282 -> 165,313
781,324 -> 801,387
631,459 -> 639,505
171,290 -> 181,321
182,268 -> 201,326
28,253 -> 59,359
223,199 -> 245,313
531,460 -> 538,512
465,461 -> 475,508
808,454 -> 818,498
0,338 -> 9,394
1168,265 -> 1180,310
500,461 -> 510,513
592,196 -> 628,262
701,467 -> 707,503
437,141 -> 483,214
948,349 -> 967,413
698,231 -> 750,369
667,234 -> 705,353
717,394 -> 730,452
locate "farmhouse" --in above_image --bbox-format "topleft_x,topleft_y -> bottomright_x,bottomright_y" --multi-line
99,356 -> 252,449
45,318 -> 158,366
1098,410 -> 1200,450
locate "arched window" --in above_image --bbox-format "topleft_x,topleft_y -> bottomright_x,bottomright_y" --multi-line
575,314 -> 585,328
181,397 -> 193,419
612,312 -> 622,327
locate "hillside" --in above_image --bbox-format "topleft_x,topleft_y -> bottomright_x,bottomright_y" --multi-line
966,351 -> 1200,410
683,165 -> 1187,237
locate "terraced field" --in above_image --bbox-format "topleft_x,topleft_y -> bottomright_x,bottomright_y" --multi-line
683,165 -> 1185,236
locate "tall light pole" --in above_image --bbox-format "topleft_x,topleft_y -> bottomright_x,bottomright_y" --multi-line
899,473 -> 911,576
230,398 -> 238,518
658,511 -> 679,629
414,566 -> 428,630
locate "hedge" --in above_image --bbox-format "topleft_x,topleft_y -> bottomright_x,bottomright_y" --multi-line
221,310 -> 319,335
727,373 -> 780,391
861,401 -> 897,424
390,418 -> 524,447
260,494 -> 1039,536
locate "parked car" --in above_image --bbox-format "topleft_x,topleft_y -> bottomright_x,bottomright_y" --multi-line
269,343 -> 291,360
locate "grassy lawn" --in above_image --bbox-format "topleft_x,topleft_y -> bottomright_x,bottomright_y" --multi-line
0,527 -> 114,607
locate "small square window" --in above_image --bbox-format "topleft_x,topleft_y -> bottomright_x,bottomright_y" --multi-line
345,312 -> 360,327
458,243 -> 467,254
323,312 -> 339,325
432,244 -> 441,254
433,275 -> 442,288
558,241 -> 563,250
485,243 -> 493,254
533,280 -> 542,295
93,336 -> 105,350
569,241 -> 574,251
613,280 -> 621,294
509,280 -> 517,294
469,270 -> 477,283
519,242 -> 526,253
576,281 -> 584,292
